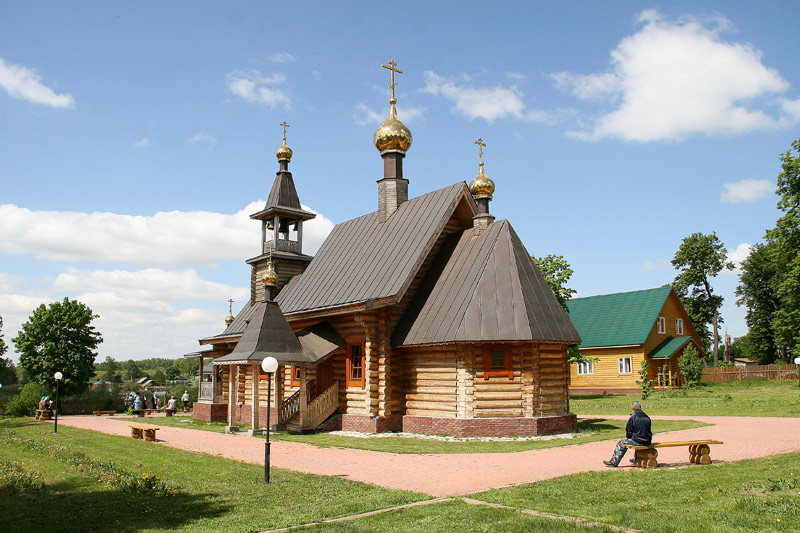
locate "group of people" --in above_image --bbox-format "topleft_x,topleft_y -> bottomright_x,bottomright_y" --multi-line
129,391 -> 189,411
37,396 -> 53,412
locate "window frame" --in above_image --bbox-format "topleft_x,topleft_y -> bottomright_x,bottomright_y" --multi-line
656,316 -> 666,334
675,318 -> 684,336
290,364 -> 301,387
618,356 -> 632,374
577,360 -> 594,375
483,345 -> 514,380
345,342 -> 365,389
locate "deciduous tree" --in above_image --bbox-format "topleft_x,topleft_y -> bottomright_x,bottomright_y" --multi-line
0,316 -> 18,385
735,243 -> 779,363
12,298 -> 103,396
531,254 -> 577,312
671,232 -> 733,364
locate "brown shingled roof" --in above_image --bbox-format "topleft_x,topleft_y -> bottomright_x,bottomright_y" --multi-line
392,220 -> 581,346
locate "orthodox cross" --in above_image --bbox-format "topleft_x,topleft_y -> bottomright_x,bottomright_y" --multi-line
381,59 -> 403,103
227,299 -> 234,314
475,137 -> 486,169
280,121 -> 289,142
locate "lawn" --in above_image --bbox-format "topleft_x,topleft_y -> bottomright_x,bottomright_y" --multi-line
572,379 -> 800,417
130,416 -> 706,454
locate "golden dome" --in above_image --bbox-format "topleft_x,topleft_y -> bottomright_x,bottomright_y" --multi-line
470,167 -> 495,200
262,260 -> 279,287
373,103 -> 413,155
276,141 -> 293,161
225,312 -> 234,326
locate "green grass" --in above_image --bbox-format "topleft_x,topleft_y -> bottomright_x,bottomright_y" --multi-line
474,451 -> 800,532
133,416 -> 706,454
0,419 -> 426,532
572,379 -> 800,417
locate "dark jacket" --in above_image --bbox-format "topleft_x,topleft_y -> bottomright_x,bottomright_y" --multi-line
626,410 -> 652,444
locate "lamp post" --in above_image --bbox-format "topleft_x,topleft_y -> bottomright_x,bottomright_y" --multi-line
53,372 -> 63,433
794,357 -> 800,395
260,356 -> 278,483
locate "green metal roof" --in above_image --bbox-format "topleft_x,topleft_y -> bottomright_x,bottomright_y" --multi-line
566,286 -> 672,348
648,336 -> 691,359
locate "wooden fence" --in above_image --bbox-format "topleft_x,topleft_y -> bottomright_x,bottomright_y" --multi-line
702,364 -> 799,383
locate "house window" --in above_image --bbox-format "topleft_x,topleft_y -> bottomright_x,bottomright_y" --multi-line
346,343 -> 365,388
675,318 -> 684,336
483,346 -> 513,379
657,317 -> 666,334
618,357 -> 632,374
577,361 -> 594,375
290,365 -> 300,387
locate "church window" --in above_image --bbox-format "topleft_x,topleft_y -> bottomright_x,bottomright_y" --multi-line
483,345 -> 513,379
346,343 -> 365,388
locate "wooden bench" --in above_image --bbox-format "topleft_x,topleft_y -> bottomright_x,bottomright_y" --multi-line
34,409 -> 53,420
623,440 -> 723,468
129,425 -> 159,442
92,410 -> 116,416
154,408 -> 177,417
132,409 -> 146,417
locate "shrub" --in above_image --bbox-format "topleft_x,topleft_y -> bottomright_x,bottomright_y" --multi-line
5,382 -> 48,417
678,345 -> 704,388
636,359 -> 653,399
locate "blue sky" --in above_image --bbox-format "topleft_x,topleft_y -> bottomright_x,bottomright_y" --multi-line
1,1 -> 798,362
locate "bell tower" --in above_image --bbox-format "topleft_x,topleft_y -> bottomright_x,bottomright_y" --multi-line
247,122 -> 316,301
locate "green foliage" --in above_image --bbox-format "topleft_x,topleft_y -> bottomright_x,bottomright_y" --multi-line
123,359 -> 143,381
0,459 -> 46,493
164,365 -> 180,380
636,359 -> 653,399
12,298 -> 103,396
0,317 -> 17,385
530,254 -> 576,313
5,382 -> 48,417
672,232 -> 733,354
716,360 -> 735,368
736,243 -> 780,363
678,345 -> 704,388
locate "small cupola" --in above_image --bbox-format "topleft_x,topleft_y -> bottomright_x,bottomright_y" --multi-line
374,59 -> 412,223
469,137 -> 496,230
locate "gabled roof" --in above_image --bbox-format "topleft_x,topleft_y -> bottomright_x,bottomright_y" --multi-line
276,182 -> 475,315
393,220 -> 581,346
648,336 -> 692,359
566,286 -> 673,348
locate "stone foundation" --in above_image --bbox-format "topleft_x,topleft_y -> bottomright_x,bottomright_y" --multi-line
193,402 -> 228,422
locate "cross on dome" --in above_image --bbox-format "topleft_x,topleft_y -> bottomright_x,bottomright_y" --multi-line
382,59 -> 403,104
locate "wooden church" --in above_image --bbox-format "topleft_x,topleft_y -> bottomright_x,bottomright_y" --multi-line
189,61 -> 581,437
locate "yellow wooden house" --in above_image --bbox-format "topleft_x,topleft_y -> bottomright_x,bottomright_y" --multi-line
566,286 -> 703,393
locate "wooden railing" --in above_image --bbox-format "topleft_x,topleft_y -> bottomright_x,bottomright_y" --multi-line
306,381 -> 339,429
280,390 -> 300,424
702,364 -> 798,383
198,382 -> 223,401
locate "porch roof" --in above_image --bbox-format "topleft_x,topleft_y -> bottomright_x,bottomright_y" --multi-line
648,336 -> 692,359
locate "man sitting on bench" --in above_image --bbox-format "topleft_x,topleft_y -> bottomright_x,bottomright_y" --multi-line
604,401 -> 652,467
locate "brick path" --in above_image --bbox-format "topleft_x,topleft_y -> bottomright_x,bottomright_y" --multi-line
57,414 -> 800,497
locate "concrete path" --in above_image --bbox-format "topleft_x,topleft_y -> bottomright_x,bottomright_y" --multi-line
56,414 -> 800,497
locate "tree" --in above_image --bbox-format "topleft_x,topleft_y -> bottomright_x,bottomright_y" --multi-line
531,254 -> 577,313
672,232 -> 733,365
677,345 -> 704,388
735,243 -> 779,363
765,137 -> 800,360
12,298 -> 103,396
164,365 -> 180,380
0,316 -> 18,385
123,359 -> 143,381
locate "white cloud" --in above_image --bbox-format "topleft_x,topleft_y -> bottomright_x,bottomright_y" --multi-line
642,258 -> 670,271
422,70 -> 566,124
725,242 -> 752,274
267,52 -> 295,64
189,132 -> 217,145
134,138 -> 150,149
227,69 -> 290,109
553,10 -> 798,141
721,178 -> 773,203
354,102 -> 426,126
0,201 -> 334,267
0,56 -> 75,108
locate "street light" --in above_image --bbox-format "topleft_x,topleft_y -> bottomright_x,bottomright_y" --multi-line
53,371 -> 63,433
260,356 -> 278,484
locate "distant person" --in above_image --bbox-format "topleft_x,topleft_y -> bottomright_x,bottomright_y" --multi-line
133,394 -> 143,411
167,396 -> 178,410
181,390 -> 189,408
152,393 -> 158,409
604,401 -> 653,467
142,396 -> 148,410
38,397 -> 46,410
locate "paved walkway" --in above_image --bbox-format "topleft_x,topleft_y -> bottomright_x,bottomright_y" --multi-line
57,414 -> 800,497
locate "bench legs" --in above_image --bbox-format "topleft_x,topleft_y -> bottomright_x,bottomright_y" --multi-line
634,449 -> 658,469
690,444 -> 712,464
131,427 -> 143,439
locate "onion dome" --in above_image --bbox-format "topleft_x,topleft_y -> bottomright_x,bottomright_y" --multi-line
276,120 -> 293,161
469,166 -> 495,200
373,102 -> 413,155
225,312 -> 234,326
262,260 -> 279,287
